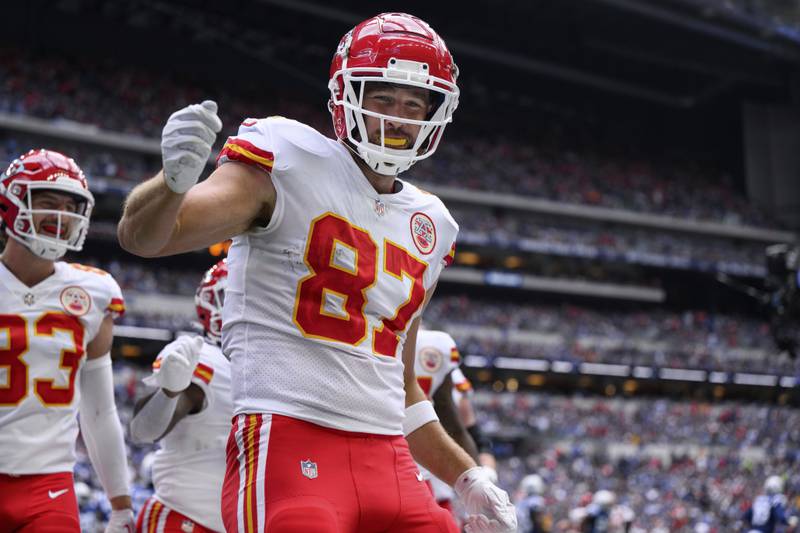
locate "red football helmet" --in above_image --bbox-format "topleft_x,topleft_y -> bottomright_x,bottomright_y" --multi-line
329,13 -> 459,176
195,259 -> 228,346
0,149 -> 94,260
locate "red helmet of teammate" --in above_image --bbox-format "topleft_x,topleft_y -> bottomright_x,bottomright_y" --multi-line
0,149 -> 94,260
195,259 -> 228,346
328,12 -> 460,176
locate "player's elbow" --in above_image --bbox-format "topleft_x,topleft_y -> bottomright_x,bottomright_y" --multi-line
116,217 -> 165,258
128,416 -> 159,444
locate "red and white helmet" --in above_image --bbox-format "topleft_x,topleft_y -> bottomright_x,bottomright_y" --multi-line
0,149 -> 94,260
195,259 -> 228,346
329,13 -> 459,176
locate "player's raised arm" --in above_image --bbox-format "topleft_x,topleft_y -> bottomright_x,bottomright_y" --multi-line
117,100 -> 275,257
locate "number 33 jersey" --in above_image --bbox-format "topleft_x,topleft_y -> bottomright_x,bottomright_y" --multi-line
0,261 -> 125,474
217,117 -> 458,435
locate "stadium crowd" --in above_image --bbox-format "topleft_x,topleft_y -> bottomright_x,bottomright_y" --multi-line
478,391 -> 800,532
0,49 -> 783,228
426,296 -> 797,375
453,208 -> 767,277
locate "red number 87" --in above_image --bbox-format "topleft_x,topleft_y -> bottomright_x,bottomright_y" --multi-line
293,213 -> 428,357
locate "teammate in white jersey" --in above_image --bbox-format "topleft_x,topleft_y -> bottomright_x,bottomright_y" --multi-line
415,329 -> 500,518
130,259 -> 232,533
0,149 -> 134,532
117,12 -> 516,533
414,329 -> 479,510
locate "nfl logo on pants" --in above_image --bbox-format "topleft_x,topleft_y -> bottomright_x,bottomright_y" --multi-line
300,459 -> 318,479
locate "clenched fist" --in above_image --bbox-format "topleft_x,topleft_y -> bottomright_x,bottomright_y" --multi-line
161,100 -> 223,193
143,336 -> 205,393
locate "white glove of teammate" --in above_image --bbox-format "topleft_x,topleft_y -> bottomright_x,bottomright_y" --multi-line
143,336 -> 204,393
454,467 -> 518,533
105,508 -> 135,533
484,465 -> 499,484
161,100 -> 223,193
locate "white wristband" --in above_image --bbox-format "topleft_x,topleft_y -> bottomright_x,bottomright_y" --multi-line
403,400 -> 439,436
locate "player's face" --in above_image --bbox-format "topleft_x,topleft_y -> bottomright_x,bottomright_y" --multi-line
362,83 -> 432,149
30,190 -> 80,238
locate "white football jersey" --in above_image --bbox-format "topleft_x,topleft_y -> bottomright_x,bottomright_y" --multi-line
149,338 -> 232,532
414,329 -> 461,498
217,117 -> 458,435
415,329 -> 461,401
0,261 -> 125,474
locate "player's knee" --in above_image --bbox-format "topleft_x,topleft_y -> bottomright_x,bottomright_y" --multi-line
266,499 -> 339,533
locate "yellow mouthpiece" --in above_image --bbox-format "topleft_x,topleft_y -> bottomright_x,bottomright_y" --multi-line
383,137 -> 408,148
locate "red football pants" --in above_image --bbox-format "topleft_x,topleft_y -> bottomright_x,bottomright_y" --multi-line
136,496 -> 218,533
221,413 -> 458,533
0,471 -> 80,532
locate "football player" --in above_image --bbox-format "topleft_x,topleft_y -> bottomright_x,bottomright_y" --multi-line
130,259 -> 232,533
0,149 -> 134,531
516,474 -> 548,533
413,328 -> 480,516
581,490 -> 615,533
118,12 -> 516,533
740,475 -> 798,533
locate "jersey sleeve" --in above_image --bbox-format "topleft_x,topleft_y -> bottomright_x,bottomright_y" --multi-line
443,241 -> 456,268
189,344 -> 216,391
442,332 -> 461,375
217,118 -> 276,173
103,275 -> 125,320
451,366 -> 473,395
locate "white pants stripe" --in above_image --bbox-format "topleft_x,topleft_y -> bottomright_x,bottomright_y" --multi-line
156,505 -> 170,533
231,413 -> 273,532
255,414 -> 271,530
234,415 -> 247,533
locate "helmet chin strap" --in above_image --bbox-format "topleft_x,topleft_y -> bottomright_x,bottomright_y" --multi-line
7,230 -> 68,261
29,239 -> 67,261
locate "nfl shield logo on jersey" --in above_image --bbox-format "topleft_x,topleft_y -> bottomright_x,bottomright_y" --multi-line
300,459 -> 318,479
180,519 -> 195,532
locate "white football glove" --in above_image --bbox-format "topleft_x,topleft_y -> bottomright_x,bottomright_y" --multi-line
161,100 -> 223,193
105,508 -> 134,533
483,465 -> 499,484
143,336 -> 204,393
454,467 -> 518,533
